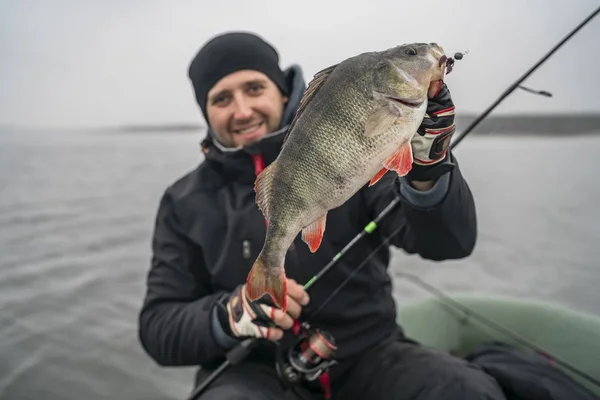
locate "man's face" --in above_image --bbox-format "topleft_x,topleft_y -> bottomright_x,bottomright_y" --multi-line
206,70 -> 288,147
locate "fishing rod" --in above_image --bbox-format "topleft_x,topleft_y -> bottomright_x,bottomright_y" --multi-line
297,217 -> 600,390
187,192 -> 404,400
451,4 -> 600,148
188,7 -> 600,398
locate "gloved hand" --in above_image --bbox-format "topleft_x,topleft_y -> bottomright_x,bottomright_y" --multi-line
407,80 -> 456,182
215,278 -> 309,342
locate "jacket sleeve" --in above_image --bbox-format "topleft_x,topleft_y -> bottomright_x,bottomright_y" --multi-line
361,151 -> 477,260
138,190 -> 238,367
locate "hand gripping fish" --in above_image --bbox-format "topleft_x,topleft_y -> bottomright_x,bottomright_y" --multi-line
247,43 -> 452,311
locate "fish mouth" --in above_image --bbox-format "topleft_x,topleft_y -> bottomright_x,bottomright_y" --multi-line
438,55 -> 448,67
385,95 -> 424,108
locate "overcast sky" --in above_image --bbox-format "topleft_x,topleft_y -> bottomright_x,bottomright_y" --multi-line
1,0 -> 599,129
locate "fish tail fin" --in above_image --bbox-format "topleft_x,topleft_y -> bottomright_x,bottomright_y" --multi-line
246,256 -> 287,312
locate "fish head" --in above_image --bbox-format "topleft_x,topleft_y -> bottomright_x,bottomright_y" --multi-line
372,43 -> 449,109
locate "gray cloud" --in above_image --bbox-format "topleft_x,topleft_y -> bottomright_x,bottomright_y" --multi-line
1,0 -> 599,129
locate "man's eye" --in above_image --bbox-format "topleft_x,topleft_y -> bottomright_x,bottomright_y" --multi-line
213,95 -> 229,105
248,85 -> 264,93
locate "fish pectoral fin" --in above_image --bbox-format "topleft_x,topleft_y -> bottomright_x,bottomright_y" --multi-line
369,167 -> 389,186
254,160 -> 277,221
364,104 -> 400,137
369,141 -> 413,186
301,213 -> 327,253
384,141 -> 414,177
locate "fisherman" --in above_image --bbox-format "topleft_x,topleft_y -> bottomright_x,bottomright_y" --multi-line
138,31 -> 507,400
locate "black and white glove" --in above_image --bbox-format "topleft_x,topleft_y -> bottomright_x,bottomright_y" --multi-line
407,80 -> 457,182
214,281 -> 308,342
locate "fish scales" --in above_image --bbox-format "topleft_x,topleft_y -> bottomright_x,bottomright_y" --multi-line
246,43 -> 450,311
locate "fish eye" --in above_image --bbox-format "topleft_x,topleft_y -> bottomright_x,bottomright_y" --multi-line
405,47 -> 417,56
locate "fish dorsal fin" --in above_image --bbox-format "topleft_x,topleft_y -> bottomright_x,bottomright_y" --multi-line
283,63 -> 339,143
254,160 -> 277,221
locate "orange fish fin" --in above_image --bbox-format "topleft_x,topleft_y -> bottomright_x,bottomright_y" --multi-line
301,213 -> 327,253
369,167 -> 388,186
254,160 -> 277,221
384,141 -> 414,177
246,257 -> 287,312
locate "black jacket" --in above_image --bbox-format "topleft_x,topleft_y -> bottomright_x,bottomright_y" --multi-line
138,64 -> 477,372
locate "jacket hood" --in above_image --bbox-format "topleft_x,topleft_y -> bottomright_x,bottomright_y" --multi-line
199,64 -> 307,178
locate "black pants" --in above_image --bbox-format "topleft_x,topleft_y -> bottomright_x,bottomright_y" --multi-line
193,333 -> 507,400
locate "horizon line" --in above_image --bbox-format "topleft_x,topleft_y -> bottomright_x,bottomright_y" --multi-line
2,111 -> 600,132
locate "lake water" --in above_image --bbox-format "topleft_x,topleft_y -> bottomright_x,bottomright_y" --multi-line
1,128 -> 599,400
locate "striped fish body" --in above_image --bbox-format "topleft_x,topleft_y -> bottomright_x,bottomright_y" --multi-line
247,43 -> 450,311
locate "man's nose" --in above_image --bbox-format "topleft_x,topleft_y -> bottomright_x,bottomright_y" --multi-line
232,96 -> 253,120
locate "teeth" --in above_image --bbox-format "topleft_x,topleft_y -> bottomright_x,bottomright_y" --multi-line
238,123 -> 261,134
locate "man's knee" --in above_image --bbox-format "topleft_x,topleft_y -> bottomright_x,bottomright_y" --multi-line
196,384 -> 310,400
447,363 -> 507,399
410,348 -> 506,399
360,340 -> 507,399
191,363 -> 293,400
195,386 -> 260,400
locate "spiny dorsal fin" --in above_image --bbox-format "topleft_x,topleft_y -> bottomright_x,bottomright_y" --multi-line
283,63 -> 339,143
254,160 -> 277,221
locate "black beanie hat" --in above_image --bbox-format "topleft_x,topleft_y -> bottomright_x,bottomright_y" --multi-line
188,32 -> 289,121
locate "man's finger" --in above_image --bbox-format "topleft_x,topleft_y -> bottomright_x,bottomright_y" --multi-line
266,327 -> 283,342
272,309 -> 294,330
428,80 -> 443,99
285,296 -> 302,320
286,279 -> 310,306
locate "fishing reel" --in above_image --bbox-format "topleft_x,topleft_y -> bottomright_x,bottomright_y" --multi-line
275,323 -> 338,387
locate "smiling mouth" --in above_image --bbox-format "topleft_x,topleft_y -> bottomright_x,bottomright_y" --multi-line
234,121 -> 264,135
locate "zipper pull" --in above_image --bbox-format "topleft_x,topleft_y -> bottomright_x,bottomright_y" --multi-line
242,240 -> 251,259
